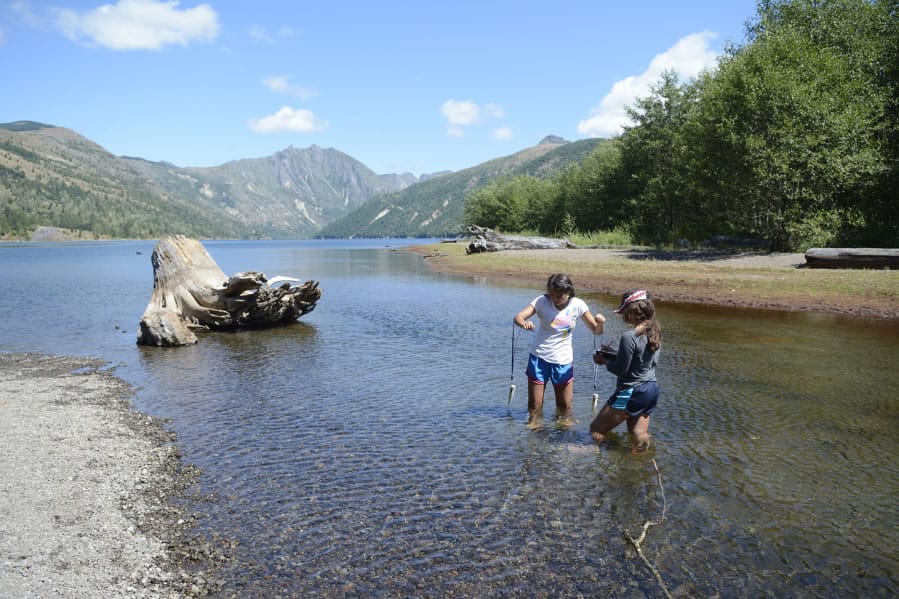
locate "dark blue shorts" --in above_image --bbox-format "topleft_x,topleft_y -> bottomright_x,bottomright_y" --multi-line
526,354 -> 573,386
607,381 -> 659,416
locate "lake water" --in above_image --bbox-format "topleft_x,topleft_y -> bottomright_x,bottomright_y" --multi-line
1,239 -> 897,598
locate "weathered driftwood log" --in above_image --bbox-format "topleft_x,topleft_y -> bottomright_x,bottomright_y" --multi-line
137,236 -> 322,347
466,225 -> 576,254
804,248 -> 899,269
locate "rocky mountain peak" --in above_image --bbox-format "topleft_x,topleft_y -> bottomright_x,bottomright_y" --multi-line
538,135 -> 569,145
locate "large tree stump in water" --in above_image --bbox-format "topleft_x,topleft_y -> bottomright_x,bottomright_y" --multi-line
137,236 -> 321,347
465,225 -> 576,254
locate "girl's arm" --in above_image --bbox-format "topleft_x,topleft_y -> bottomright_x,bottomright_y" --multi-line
514,305 -> 536,330
582,311 -> 605,335
604,333 -> 635,376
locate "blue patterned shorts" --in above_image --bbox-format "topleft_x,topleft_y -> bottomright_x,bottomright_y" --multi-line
608,381 -> 659,416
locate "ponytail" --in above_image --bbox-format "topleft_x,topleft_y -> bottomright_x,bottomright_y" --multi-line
623,299 -> 661,351
645,319 -> 661,352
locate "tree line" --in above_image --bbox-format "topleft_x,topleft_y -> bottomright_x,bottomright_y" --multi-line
464,0 -> 898,251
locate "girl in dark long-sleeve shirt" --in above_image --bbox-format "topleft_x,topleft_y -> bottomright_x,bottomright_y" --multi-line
590,289 -> 661,451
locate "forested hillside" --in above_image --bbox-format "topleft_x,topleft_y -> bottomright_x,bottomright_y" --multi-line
0,123 -> 247,239
464,0 -> 898,251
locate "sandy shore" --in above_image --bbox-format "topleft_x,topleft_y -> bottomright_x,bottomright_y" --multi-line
415,245 -> 898,319
0,353 -> 221,598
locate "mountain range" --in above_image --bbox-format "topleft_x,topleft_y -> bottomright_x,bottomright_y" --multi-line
0,121 -> 602,240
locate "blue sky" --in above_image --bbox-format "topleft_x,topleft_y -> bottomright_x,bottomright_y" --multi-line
1,0 -> 758,176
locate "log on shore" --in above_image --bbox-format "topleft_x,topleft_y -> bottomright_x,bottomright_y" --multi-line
804,248 -> 899,269
137,236 -> 321,347
466,225 -> 576,254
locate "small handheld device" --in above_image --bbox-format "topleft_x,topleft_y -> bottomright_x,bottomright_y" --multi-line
595,348 -> 617,361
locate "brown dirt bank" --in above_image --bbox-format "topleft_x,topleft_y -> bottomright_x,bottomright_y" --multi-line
410,244 -> 899,319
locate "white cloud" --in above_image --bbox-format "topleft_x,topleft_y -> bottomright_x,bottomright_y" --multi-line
263,75 -> 316,100
441,99 -> 505,137
578,31 -> 719,138
248,106 -> 327,133
493,127 -> 513,141
442,100 -> 480,126
52,0 -> 219,51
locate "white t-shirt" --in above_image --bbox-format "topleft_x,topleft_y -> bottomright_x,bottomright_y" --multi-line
527,294 -> 590,365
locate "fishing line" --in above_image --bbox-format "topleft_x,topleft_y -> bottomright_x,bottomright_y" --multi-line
508,323 -> 518,404
592,334 -> 599,408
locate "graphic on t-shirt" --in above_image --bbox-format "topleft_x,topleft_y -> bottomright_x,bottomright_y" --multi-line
551,310 -> 575,337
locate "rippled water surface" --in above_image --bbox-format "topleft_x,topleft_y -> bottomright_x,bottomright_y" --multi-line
2,240 -> 897,597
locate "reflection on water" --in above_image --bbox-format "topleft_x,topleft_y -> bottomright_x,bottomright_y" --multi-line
1,240 -> 897,597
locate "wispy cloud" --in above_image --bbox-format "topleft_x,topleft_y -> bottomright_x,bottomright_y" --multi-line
248,106 -> 327,133
249,24 -> 298,43
263,75 -> 316,100
578,31 -> 719,138
51,0 -> 220,51
10,1 -> 47,29
248,24 -> 273,43
493,127 -> 513,141
441,99 -> 505,137
484,104 -> 505,119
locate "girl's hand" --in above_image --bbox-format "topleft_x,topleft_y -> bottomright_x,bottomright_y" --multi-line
521,320 -> 534,330
591,312 -> 605,334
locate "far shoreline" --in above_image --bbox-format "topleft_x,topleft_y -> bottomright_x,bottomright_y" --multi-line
408,243 -> 899,320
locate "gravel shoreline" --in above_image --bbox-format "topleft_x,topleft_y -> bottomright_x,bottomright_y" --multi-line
0,353 -> 223,598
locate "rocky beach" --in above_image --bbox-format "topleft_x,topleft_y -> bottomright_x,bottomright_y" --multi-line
0,353 -> 221,598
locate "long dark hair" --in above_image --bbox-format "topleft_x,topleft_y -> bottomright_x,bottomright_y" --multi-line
546,273 -> 575,297
622,299 -> 661,351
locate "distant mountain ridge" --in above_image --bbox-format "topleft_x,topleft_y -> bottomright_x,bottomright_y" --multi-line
0,121 -> 604,240
319,136 -> 604,238
124,144 -> 419,237
0,122 -> 419,239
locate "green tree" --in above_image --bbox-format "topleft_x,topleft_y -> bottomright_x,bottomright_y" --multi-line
553,140 -> 626,234
463,175 -> 555,233
617,71 -> 700,244
689,0 -> 897,249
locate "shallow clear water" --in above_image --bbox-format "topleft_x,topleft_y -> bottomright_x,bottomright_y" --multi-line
1,240 -> 897,597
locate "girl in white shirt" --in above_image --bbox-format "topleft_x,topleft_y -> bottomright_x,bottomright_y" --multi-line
513,274 -> 605,421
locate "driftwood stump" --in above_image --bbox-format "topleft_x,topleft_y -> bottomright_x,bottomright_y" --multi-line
137,236 -> 322,346
804,248 -> 899,269
466,225 -> 576,254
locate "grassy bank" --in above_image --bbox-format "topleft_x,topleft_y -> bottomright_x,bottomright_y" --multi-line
413,242 -> 899,319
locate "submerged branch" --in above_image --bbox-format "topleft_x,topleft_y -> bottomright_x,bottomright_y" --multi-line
622,458 -> 672,599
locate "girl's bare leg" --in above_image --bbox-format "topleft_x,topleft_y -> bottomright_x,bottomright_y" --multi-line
627,414 -> 652,451
527,380 -> 547,422
590,403 -> 629,442
553,380 -> 573,415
